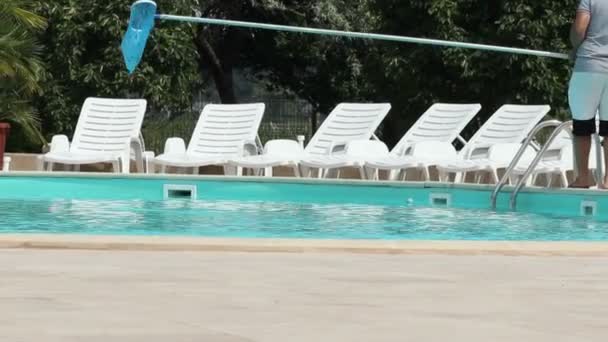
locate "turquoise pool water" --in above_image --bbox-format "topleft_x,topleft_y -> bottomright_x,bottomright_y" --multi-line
0,175 -> 607,241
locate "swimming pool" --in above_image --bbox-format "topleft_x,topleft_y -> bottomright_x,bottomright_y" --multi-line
1,173 -> 607,241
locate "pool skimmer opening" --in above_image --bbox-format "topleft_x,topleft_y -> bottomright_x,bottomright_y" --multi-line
164,184 -> 197,200
580,201 -> 597,217
430,193 -> 451,207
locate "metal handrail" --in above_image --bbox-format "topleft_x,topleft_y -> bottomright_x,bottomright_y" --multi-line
509,121 -> 574,210
510,126 -> 604,210
593,133 -> 604,186
490,120 -> 563,210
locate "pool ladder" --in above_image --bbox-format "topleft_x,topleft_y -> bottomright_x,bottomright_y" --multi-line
490,120 -> 604,211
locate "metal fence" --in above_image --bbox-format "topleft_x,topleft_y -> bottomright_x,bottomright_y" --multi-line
141,98 -> 315,154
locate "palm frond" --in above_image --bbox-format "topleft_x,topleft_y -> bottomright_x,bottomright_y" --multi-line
0,29 -> 45,92
0,0 -> 47,146
0,0 -> 46,31
0,92 -> 45,145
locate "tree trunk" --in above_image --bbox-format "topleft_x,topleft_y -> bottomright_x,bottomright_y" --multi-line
194,29 -> 237,104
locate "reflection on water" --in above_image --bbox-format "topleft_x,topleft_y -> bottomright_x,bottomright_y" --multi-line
0,199 -> 605,241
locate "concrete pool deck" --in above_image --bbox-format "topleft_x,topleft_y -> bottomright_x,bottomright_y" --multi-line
1,249 -> 608,341
1,234 -> 608,256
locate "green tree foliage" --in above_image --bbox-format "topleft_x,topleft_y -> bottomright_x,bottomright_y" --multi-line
184,0 -> 577,144
189,0 -> 372,123
28,0 -> 578,151
185,0 -> 363,108
0,0 -> 47,145
34,0 -> 203,139
364,0 -> 576,144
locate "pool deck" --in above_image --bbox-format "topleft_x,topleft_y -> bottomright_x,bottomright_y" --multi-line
1,248 -> 608,341
1,234 -> 608,256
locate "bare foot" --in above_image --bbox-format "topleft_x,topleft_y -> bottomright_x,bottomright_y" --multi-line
569,177 -> 593,189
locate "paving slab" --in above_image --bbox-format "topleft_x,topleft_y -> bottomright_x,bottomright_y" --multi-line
0,249 -> 607,341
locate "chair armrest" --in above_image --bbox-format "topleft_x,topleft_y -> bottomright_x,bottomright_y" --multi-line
48,135 -> 70,153
395,143 -> 412,157
263,139 -> 303,157
407,141 -> 458,159
460,143 -> 492,160
327,141 -> 349,155
163,138 -> 186,154
344,140 -> 389,157
241,140 -> 259,157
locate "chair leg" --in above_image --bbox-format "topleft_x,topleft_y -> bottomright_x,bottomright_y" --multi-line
560,172 -> 569,188
146,159 -> 154,174
358,167 -> 367,180
46,162 -> 54,171
454,172 -> 463,183
120,158 -> 129,174
474,172 -> 482,184
529,174 -> 538,186
265,167 -> 273,177
363,167 -> 373,180
135,156 -> 144,174
191,167 -> 198,175
223,165 -> 238,176
489,169 -> 499,184
438,170 -> 447,182
544,174 -> 552,187
421,167 -> 430,181
526,174 -> 535,186
291,165 -> 301,177
160,165 -> 167,174
302,167 -> 310,178
373,169 -> 380,180
112,161 -> 120,173
388,169 -> 398,181
143,157 -> 150,174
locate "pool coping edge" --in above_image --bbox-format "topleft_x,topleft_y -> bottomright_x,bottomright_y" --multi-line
1,235 -> 607,256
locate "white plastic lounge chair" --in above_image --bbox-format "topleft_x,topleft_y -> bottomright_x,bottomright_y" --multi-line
228,103 -> 391,177
435,104 -> 551,183
42,98 -> 147,173
327,103 -> 481,180
153,103 -> 265,174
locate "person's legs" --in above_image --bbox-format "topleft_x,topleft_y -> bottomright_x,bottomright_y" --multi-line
599,98 -> 608,188
603,136 -> 608,188
571,131 -> 592,187
569,72 -> 602,188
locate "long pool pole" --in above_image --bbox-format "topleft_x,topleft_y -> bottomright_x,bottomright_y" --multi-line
156,14 -> 569,60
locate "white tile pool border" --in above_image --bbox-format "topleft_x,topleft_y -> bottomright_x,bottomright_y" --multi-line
2,170 -> 607,197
